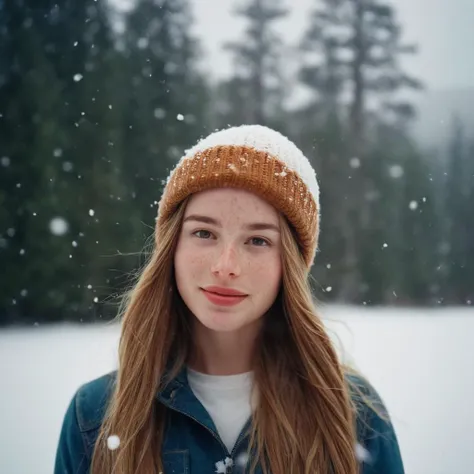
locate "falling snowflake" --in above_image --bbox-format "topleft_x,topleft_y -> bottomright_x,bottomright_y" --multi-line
50,217 -> 69,236
62,162 -> 73,172
388,165 -> 404,179
53,148 -> 63,157
326,286 -> 333,292
154,108 -> 166,119
1,156 -> 11,167
382,243 -> 388,249
235,452 -> 249,467
215,457 -> 233,473
137,37 -> 149,49
93,297 -> 99,303
177,114 -> 184,121
72,241 -> 78,248
350,157 -> 361,169
89,209 -> 95,217
409,200 -> 418,210
107,435 -> 120,451
355,443 -> 371,463
73,73 -> 83,82
20,289 -> 28,297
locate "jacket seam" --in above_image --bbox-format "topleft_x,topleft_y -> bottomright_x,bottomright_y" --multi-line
74,391 -> 94,463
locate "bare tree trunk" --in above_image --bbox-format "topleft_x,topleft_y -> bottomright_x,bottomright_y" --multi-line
253,0 -> 265,124
350,0 -> 365,151
338,0 -> 366,301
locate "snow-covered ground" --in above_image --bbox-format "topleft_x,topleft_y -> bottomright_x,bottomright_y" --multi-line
1,305 -> 473,474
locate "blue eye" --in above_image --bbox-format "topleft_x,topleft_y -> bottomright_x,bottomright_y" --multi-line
250,237 -> 269,247
193,230 -> 212,239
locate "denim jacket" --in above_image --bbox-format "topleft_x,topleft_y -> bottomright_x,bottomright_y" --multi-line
54,369 -> 404,474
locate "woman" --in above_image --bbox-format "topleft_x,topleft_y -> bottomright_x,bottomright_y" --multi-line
55,125 -> 404,474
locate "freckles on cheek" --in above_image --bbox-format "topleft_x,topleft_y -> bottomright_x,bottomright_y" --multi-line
251,260 -> 272,277
176,250 -> 203,286
186,250 -> 207,277
253,257 -> 282,281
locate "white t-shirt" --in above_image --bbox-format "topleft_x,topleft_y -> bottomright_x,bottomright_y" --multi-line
187,368 -> 254,453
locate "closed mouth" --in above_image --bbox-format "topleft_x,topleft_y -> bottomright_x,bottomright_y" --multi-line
202,286 -> 248,297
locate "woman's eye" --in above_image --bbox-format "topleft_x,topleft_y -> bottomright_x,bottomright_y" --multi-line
249,237 -> 269,247
193,230 -> 212,239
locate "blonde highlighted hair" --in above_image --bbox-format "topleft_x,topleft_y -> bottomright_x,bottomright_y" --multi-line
91,198 -> 360,474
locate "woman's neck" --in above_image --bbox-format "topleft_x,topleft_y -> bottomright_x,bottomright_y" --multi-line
188,321 -> 261,375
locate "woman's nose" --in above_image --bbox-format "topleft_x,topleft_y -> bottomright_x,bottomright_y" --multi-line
210,244 -> 241,278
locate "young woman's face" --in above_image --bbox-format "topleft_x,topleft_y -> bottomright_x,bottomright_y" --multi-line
174,188 -> 282,335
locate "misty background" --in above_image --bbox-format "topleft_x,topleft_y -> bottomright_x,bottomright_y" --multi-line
192,0 -> 474,147
0,0 -> 473,473
1,0 -> 474,321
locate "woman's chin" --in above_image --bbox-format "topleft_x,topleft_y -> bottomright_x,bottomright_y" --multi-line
192,310 -> 258,335
197,315 -> 246,333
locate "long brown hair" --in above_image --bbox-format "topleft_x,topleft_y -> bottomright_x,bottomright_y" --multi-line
91,198 -> 359,474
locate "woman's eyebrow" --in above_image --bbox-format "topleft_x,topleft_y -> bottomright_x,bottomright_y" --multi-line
183,215 -> 280,233
183,215 -> 220,226
245,222 -> 280,233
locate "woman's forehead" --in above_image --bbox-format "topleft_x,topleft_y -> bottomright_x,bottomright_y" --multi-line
185,188 -> 279,220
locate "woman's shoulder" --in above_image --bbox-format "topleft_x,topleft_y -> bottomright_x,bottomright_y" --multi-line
54,371 -> 117,473
345,371 -> 387,412
344,370 -> 405,473
74,370 -> 117,432
345,370 -> 390,436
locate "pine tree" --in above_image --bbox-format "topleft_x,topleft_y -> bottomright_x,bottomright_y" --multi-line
0,0 -> 131,323
300,0 -> 422,148
58,1 -> 138,320
0,1 -> 68,323
357,125 -> 439,305
215,0 -> 289,129
298,0 -> 422,301
443,117 -> 474,304
120,0 -> 209,230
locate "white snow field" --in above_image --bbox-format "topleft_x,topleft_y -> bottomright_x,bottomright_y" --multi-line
0,305 -> 473,474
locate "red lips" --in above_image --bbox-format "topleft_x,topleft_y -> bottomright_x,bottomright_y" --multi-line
201,286 -> 248,306
203,286 -> 247,296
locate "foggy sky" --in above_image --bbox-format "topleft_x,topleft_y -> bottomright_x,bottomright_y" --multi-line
192,0 -> 474,92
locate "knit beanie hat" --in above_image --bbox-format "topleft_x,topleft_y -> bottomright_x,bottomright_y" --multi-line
157,125 -> 320,267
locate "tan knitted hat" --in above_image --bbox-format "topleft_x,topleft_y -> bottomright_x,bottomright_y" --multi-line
157,125 -> 320,267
